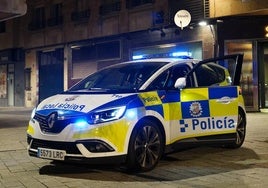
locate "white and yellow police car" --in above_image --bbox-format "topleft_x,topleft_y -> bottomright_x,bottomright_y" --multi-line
27,54 -> 246,171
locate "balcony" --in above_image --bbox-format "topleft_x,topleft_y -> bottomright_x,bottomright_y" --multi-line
0,0 -> 27,21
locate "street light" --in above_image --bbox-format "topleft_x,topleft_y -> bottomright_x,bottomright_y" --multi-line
265,26 -> 268,38
198,21 -> 207,26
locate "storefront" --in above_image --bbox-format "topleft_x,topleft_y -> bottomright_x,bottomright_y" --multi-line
0,48 -> 24,107
259,42 -> 268,109
218,16 -> 268,111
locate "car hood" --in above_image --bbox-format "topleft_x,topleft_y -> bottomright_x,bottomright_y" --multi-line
36,93 -> 139,116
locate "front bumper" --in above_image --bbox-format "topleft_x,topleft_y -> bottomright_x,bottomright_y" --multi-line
27,135 -> 126,164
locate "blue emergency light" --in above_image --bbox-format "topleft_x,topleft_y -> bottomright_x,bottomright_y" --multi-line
132,51 -> 192,60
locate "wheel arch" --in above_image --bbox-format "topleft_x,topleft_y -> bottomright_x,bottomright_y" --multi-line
132,116 -> 166,147
238,106 -> 247,125
126,115 -> 166,171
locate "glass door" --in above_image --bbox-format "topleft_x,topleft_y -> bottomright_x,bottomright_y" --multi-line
225,41 -> 258,111
259,42 -> 268,109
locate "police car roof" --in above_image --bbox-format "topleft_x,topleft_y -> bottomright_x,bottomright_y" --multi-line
129,58 -> 199,65
131,58 -> 199,63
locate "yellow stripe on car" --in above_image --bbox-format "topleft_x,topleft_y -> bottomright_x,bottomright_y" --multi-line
139,91 -> 162,106
163,102 -> 182,120
209,99 -> 238,116
181,88 -> 208,102
72,120 -> 130,152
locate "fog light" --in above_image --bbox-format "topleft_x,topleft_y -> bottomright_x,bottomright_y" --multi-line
95,144 -> 107,152
80,140 -> 115,153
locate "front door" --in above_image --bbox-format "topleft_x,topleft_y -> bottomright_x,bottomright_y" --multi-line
172,54 -> 243,141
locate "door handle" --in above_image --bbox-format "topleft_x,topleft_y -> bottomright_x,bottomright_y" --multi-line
216,97 -> 234,104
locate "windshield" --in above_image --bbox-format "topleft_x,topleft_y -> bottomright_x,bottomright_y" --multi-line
68,61 -> 167,92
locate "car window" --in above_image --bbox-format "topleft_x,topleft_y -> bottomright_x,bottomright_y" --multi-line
194,62 -> 226,87
207,63 -> 226,83
69,62 -> 167,92
148,64 -> 191,90
147,69 -> 171,90
169,64 -> 192,89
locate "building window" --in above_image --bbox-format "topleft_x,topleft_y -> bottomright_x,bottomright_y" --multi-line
96,41 -> 121,60
99,1 -> 121,16
126,0 -> 154,9
47,3 -> 63,27
72,41 -> 121,61
168,0 -> 205,23
76,0 -> 89,11
0,65 -> 7,98
72,40 -> 121,79
71,0 -> 90,22
28,6 -> 45,30
0,21 -> 6,33
152,11 -> 165,26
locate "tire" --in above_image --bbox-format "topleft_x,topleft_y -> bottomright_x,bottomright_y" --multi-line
225,109 -> 246,148
126,119 -> 164,172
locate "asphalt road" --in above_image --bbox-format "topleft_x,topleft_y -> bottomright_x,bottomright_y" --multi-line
0,108 -> 267,187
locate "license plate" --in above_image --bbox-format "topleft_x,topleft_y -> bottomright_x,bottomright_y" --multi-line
37,148 -> 66,160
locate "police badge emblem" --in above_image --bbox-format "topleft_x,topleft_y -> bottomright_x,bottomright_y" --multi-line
189,101 -> 203,117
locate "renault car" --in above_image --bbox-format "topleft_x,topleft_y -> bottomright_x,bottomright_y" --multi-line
27,54 -> 246,171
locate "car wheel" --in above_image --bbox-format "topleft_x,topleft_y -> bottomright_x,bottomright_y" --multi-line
127,119 -> 164,172
225,109 -> 246,148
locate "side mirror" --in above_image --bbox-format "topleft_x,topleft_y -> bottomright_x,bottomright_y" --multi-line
174,77 -> 186,89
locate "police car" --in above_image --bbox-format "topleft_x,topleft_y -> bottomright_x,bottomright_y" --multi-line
27,54 -> 246,171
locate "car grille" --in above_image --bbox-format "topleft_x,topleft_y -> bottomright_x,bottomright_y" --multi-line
34,113 -> 73,134
29,137 -> 81,154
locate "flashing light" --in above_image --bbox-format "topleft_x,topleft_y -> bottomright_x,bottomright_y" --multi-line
172,51 -> 192,57
125,109 -> 137,119
132,51 -> 192,60
74,119 -> 88,128
132,55 -> 144,60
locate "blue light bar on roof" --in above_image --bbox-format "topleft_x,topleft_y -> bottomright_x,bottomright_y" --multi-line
132,55 -> 144,60
132,51 -> 192,60
172,51 -> 192,57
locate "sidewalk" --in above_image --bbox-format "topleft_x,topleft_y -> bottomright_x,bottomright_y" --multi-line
0,106 -> 33,112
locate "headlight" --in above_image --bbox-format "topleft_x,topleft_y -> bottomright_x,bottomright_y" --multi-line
88,106 -> 126,124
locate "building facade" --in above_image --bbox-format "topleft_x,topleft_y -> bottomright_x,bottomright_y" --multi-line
0,0 -> 267,112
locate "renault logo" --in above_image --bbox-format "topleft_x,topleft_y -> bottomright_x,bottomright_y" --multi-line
47,112 -> 58,129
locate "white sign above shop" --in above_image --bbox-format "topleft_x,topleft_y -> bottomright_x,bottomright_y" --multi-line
174,10 -> 191,30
